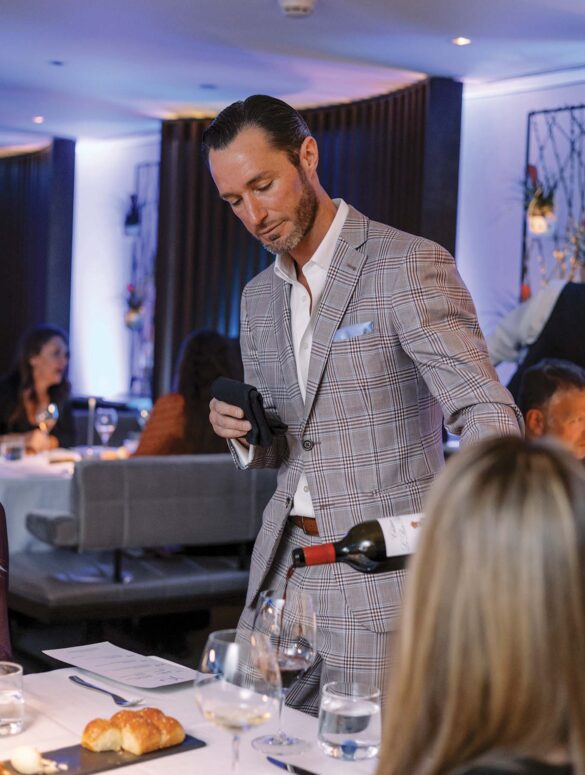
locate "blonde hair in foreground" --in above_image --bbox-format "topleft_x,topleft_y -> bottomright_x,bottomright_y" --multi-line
377,436 -> 585,775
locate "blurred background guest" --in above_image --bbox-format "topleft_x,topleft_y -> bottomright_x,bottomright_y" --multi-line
0,324 -> 74,452
134,329 -> 243,456
377,436 -> 585,775
518,358 -> 585,460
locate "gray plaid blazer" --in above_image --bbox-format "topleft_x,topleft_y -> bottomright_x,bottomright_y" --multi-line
235,205 -> 522,632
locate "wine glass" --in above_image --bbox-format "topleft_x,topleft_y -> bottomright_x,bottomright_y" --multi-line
194,628 -> 281,771
137,407 -> 151,431
94,407 -> 118,446
35,403 -> 59,434
252,588 -> 317,754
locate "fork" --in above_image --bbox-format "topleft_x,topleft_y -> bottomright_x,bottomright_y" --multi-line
68,674 -> 143,706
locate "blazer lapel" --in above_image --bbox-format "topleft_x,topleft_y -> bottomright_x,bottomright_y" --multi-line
304,208 -> 369,419
272,273 -> 304,419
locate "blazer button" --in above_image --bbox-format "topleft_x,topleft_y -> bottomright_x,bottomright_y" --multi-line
302,439 -> 314,451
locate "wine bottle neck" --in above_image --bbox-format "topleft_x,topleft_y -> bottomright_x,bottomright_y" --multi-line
293,543 -> 336,567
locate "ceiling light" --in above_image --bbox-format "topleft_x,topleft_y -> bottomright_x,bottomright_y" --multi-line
279,0 -> 316,17
32,116 -> 45,124
452,37 -> 471,46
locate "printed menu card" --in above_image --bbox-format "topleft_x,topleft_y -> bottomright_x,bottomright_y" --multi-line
44,641 -> 198,688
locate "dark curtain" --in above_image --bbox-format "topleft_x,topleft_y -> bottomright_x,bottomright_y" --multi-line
0,140 -> 75,376
154,81 -> 430,396
0,148 -> 51,375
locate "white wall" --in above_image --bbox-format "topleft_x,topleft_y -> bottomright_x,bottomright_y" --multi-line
70,134 -> 160,399
456,69 -> 585,339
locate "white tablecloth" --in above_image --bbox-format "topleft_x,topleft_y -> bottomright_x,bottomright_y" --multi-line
0,457 -> 73,553
0,668 -> 378,774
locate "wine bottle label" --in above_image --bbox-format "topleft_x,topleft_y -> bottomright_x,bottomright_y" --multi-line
378,513 -> 424,558
300,543 -> 337,566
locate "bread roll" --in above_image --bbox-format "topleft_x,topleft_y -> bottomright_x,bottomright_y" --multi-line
119,715 -> 161,756
81,718 -> 122,752
81,707 -> 185,756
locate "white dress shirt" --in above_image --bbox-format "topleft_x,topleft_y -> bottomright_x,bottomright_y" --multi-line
486,280 -> 566,366
234,199 -> 349,517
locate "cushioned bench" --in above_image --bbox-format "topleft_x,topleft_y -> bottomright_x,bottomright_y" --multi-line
8,454 -> 277,623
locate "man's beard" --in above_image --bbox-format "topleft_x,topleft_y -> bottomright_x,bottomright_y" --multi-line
259,171 -> 318,256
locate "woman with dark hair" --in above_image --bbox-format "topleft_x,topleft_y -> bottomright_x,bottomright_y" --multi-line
134,329 -> 243,456
0,324 -> 75,452
377,436 -> 585,775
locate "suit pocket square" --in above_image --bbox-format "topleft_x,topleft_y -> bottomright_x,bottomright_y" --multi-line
333,321 -> 374,342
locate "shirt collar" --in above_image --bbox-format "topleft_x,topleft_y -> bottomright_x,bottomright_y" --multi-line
274,198 -> 349,284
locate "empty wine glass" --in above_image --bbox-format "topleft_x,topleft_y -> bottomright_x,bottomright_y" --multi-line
94,407 -> 118,446
194,628 -> 281,771
252,588 -> 317,754
35,403 -> 59,434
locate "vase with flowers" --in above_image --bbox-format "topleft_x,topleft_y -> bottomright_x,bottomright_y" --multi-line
124,283 -> 145,331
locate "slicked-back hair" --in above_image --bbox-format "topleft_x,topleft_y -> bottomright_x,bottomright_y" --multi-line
518,357 -> 585,414
201,95 -> 311,167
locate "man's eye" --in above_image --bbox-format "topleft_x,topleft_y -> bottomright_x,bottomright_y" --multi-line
257,182 -> 272,192
228,199 -> 241,208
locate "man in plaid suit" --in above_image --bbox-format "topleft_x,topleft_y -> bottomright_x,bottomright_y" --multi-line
204,95 -> 522,715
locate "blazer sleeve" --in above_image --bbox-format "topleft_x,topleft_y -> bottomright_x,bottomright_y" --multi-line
389,237 -> 523,445
233,286 -> 288,470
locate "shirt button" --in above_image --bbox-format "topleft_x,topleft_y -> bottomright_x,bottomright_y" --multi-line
303,485 -> 309,493
302,439 -> 314,451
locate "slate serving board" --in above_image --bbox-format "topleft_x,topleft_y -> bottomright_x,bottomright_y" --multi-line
1,734 -> 206,774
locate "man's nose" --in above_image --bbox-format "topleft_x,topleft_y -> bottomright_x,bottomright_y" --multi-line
244,196 -> 267,227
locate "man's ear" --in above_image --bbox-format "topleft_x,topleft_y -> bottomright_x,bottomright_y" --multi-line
525,408 -> 545,437
299,136 -> 318,176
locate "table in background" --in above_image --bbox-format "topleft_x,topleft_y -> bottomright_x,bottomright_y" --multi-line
0,457 -> 72,553
0,668 -> 378,774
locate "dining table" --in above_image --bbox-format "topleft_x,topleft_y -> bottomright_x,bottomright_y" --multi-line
0,667 -> 379,774
0,455 -> 73,553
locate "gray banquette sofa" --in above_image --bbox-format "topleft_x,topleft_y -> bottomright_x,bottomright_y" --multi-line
8,454 -> 277,623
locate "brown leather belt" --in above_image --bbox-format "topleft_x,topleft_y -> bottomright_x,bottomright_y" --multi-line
289,515 -> 319,536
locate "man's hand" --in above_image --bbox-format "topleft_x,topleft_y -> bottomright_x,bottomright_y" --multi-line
209,398 -> 252,446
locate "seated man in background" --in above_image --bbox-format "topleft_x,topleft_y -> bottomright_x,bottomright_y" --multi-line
487,280 -> 585,401
518,358 -> 585,460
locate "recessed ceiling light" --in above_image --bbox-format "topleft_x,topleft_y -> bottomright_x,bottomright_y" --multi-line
452,36 -> 471,46
32,115 -> 45,124
48,59 -> 65,67
199,83 -> 218,90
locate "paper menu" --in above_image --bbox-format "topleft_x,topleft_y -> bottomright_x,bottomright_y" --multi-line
43,642 -> 198,688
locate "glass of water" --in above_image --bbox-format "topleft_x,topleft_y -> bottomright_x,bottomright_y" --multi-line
318,681 -> 381,760
0,662 -> 24,735
94,408 -> 118,446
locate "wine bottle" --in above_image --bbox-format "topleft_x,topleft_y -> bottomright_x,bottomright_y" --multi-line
291,514 -> 423,573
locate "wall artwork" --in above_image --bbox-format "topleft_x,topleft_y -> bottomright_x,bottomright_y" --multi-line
124,161 -> 159,397
521,103 -> 585,299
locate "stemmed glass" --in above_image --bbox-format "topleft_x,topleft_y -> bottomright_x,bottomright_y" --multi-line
94,408 -> 118,446
35,403 -> 59,435
194,628 -> 281,771
252,588 -> 317,754
137,407 -> 151,431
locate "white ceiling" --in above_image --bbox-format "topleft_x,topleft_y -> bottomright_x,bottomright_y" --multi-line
0,0 -> 584,144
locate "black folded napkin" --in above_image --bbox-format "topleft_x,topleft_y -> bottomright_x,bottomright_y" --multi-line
211,377 -> 288,448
